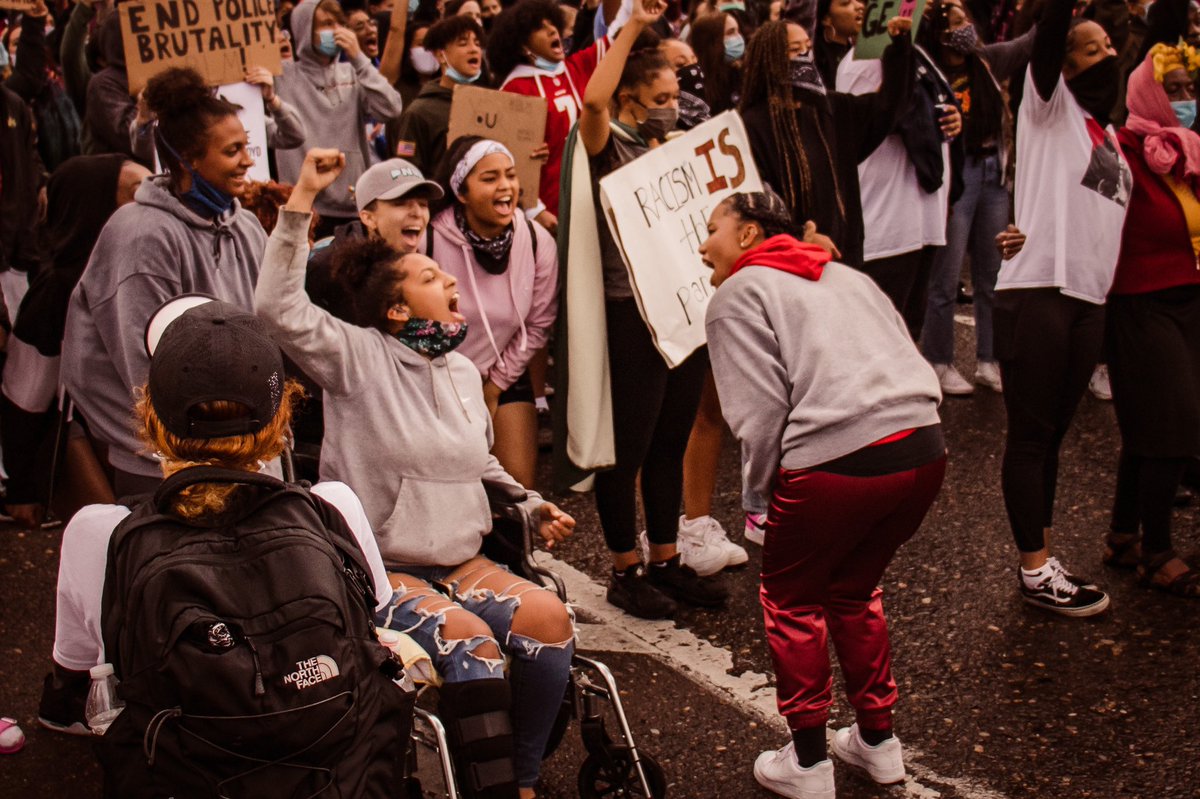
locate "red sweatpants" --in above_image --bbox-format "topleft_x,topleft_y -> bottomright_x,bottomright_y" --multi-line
760,457 -> 946,730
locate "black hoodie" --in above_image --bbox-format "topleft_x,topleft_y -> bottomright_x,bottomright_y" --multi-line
84,13 -> 144,164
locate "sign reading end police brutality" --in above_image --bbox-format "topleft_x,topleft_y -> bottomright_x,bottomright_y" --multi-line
599,111 -> 762,368
120,0 -> 282,94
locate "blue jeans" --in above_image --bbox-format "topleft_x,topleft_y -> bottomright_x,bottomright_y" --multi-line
923,154 -> 1010,365
376,563 -> 575,787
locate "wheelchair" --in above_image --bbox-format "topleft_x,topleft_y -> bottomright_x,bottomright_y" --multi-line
284,445 -> 668,799
402,479 -> 667,799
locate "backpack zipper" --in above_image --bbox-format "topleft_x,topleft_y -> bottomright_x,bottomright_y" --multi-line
244,636 -> 267,697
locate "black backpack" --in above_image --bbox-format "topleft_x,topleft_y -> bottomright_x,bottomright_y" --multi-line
97,466 -> 414,799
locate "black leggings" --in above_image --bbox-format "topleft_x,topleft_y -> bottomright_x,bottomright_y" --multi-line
1111,452 -> 1188,556
593,299 -> 708,554
994,288 -> 1105,553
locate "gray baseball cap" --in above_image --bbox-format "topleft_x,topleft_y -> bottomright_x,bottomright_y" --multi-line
354,159 -> 444,212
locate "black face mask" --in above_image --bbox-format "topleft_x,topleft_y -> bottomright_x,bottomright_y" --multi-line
1065,54 -> 1120,127
676,62 -> 706,99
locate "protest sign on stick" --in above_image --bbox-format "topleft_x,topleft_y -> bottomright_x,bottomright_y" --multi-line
119,0 -> 282,94
854,0 -> 926,59
447,85 -> 548,210
599,110 -> 763,368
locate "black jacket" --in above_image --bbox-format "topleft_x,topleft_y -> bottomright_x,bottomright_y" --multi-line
391,81 -> 453,175
0,86 -> 47,272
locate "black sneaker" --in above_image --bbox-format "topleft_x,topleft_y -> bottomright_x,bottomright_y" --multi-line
37,664 -> 91,736
607,567 -> 678,619
646,555 -> 729,608
1019,566 -> 1110,617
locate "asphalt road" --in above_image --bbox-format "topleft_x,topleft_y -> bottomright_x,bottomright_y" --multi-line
2,326 -> 1199,799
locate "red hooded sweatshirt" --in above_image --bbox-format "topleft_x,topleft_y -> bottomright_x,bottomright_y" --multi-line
730,235 -> 832,281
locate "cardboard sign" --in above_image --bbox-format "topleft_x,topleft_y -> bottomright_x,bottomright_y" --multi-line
216,82 -> 270,182
854,0 -> 926,59
119,0 -> 282,94
599,111 -> 763,368
447,85 -> 548,210
0,0 -> 40,12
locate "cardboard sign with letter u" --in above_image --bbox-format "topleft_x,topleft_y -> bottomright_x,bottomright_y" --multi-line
599,111 -> 763,368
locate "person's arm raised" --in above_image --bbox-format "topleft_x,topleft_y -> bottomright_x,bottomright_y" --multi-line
579,0 -> 666,156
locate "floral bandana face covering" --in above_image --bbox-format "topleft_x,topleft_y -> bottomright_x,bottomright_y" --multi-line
394,318 -> 469,357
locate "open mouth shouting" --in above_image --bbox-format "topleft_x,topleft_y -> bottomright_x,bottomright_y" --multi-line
448,291 -> 465,323
493,192 -> 515,218
399,223 -> 424,251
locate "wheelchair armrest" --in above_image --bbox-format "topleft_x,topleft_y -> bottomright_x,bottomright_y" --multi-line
483,479 -> 528,508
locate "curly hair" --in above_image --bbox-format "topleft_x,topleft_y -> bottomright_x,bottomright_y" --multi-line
330,237 -> 408,330
144,67 -> 241,181
739,21 -> 844,227
486,0 -> 567,81
136,379 -> 306,520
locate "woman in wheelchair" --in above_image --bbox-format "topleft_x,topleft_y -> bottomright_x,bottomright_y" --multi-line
256,148 -> 577,799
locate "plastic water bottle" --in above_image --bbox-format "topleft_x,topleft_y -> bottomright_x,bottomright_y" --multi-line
84,664 -> 125,735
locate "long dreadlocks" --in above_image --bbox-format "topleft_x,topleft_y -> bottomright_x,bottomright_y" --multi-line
739,21 -> 846,228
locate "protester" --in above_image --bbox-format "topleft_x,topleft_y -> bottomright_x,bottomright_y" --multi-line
813,0 -> 862,87
38,299 -> 392,749
689,10 -> 743,112
428,136 -> 558,488
82,11 -> 143,164
558,0 -> 730,621
61,67 -> 265,496
1103,43 -> 1200,597
1,155 -> 148,530
256,148 -> 576,799
393,14 -> 486,174
4,2 -> 81,172
490,0 -> 617,228
701,190 -> 945,799
993,0 -> 1130,616
395,18 -> 438,106
0,79 -> 44,276
918,0 -> 1034,395
274,0 -> 405,238
740,17 -> 914,268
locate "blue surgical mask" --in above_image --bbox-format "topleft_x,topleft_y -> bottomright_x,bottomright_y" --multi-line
724,34 -> 745,63
446,64 -> 480,84
316,29 -> 340,57
532,54 -> 561,72
1173,99 -> 1197,129
158,135 -> 236,218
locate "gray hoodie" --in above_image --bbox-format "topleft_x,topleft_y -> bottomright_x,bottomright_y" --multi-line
255,210 -> 540,568
274,0 -> 405,219
61,176 -> 266,477
705,262 -> 943,513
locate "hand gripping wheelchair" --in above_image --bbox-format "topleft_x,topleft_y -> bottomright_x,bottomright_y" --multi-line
399,479 -> 668,799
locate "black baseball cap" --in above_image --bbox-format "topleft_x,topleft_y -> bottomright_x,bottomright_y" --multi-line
145,296 -> 285,439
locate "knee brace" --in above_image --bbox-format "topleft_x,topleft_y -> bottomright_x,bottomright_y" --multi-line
437,678 -> 518,799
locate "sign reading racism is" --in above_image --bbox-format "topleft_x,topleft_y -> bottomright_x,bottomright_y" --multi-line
120,0 -> 282,94
599,111 -> 763,368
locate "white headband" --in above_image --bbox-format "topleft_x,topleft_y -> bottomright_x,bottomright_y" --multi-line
450,140 -> 515,196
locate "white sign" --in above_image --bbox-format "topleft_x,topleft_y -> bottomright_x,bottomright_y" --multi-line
216,82 -> 270,183
599,111 -> 763,368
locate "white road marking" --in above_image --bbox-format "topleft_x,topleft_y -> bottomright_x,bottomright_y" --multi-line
537,552 -> 1010,799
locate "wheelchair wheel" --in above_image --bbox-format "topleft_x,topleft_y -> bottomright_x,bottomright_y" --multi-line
577,751 -> 667,798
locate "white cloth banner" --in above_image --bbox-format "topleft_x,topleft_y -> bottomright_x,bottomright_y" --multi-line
216,82 -> 271,183
599,111 -> 763,368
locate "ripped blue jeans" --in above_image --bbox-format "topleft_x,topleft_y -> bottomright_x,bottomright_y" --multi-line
375,562 -> 576,787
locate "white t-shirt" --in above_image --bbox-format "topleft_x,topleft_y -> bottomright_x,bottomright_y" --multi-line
836,53 -> 952,262
996,70 -> 1132,304
52,481 -> 392,672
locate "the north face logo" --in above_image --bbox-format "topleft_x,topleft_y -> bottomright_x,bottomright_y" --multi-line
283,655 -> 340,690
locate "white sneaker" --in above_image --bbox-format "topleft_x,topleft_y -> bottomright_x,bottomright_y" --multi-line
679,515 -> 748,568
753,742 -> 835,799
744,512 -> 766,546
933,364 -> 974,396
974,361 -> 1003,393
1089,364 -> 1112,400
637,529 -> 729,577
831,724 -> 905,784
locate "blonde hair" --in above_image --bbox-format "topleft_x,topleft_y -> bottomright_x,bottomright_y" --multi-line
135,379 -> 306,520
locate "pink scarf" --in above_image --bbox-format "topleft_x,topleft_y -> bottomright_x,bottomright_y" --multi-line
1124,56 -> 1200,195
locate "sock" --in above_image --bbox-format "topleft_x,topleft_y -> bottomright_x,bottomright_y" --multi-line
790,725 -> 827,767
860,725 -> 894,746
1020,563 -> 1053,588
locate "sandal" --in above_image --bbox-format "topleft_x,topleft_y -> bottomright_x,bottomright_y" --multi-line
1137,550 -> 1200,598
1103,531 -> 1141,570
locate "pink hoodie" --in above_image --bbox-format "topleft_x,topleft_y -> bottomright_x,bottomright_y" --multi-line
429,208 -> 559,390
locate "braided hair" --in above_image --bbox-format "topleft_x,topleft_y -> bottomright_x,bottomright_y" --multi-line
722,188 -> 797,238
739,21 -> 845,226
